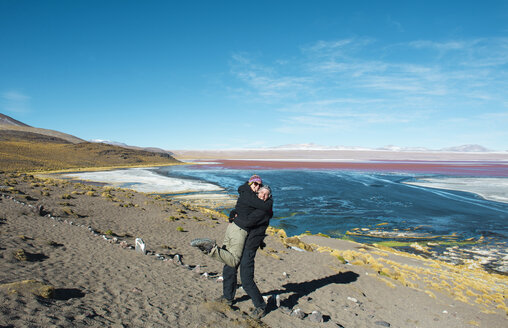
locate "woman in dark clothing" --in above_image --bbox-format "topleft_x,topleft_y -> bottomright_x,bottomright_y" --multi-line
222,185 -> 273,319
191,175 -> 272,267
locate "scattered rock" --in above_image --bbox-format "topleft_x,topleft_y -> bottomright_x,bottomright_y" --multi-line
375,320 -> 391,327
119,241 -> 128,249
290,308 -> 305,319
174,254 -> 183,265
135,238 -> 146,255
308,310 -> 323,323
275,294 -> 281,307
347,296 -> 358,303
36,204 -> 45,216
193,265 -> 201,274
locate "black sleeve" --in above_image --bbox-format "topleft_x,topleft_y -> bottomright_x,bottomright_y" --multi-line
240,193 -> 273,211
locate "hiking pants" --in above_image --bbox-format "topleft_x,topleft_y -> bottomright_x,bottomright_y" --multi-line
209,222 -> 247,268
222,243 -> 265,309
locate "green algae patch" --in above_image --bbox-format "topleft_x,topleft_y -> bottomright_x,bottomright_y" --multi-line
0,280 -> 55,299
273,211 -> 306,220
374,241 -> 412,248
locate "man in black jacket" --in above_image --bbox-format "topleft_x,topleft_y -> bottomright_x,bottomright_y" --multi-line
222,185 -> 273,319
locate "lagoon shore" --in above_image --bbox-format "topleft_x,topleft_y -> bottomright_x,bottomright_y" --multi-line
1,172 -> 507,328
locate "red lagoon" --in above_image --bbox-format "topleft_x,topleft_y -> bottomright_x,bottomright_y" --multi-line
194,160 -> 508,177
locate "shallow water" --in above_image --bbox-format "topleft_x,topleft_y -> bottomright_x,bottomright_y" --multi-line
57,162 -> 508,272
154,163 -> 508,273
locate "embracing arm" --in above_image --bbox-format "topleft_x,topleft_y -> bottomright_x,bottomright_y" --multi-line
239,191 -> 273,211
242,206 -> 273,229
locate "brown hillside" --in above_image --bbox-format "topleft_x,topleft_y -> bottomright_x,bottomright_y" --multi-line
0,124 -> 84,144
0,113 -> 30,127
0,140 -> 179,173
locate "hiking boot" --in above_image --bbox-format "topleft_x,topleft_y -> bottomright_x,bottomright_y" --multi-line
215,296 -> 233,307
190,238 -> 216,254
250,306 -> 267,319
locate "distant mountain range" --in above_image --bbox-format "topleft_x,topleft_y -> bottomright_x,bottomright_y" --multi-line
267,143 -> 493,153
89,139 -> 174,156
1,113 -> 504,161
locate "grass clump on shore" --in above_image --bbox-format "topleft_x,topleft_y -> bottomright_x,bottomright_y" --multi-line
0,280 -> 55,299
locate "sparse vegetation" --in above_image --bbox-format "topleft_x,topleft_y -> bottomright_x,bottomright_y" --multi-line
0,136 -> 179,173
176,226 -> 185,232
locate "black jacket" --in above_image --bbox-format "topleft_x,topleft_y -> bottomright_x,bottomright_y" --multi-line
230,182 -> 273,231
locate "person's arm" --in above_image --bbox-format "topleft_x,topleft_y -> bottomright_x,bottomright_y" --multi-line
239,191 -> 273,211
242,205 -> 273,229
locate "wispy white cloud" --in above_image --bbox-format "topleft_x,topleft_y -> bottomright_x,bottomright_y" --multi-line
1,91 -> 31,113
228,37 -> 508,144
229,53 -> 314,101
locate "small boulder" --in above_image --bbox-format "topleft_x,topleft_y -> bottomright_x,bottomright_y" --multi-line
308,310 -> 323,323
290,308 -> 305,320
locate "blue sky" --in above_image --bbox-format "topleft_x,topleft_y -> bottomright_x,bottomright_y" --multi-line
1,1 -> 507,150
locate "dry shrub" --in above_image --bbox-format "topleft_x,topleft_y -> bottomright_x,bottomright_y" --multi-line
0,280 -> 55,299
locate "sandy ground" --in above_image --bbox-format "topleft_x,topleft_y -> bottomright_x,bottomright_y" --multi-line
0,173 -> 506,328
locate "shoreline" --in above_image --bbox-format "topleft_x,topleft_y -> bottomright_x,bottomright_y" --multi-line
36,166 -> 508,274
1,171 -> 507,327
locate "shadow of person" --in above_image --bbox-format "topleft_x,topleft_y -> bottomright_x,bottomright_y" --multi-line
235,271 -> 359,312
276,271 -> 359,309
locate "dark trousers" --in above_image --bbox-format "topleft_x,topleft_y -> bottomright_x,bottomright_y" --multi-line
222,244 -> 265,309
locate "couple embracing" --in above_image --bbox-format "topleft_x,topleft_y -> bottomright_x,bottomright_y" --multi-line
191,174 -> 273,319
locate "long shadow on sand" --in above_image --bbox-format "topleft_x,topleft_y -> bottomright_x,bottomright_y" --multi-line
236,271 -> 359,311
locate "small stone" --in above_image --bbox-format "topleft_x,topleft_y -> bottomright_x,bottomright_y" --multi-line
201,272 -> 209,278
375,320 -> 391,327
308,310 -> 323,323
290,308 -> 305,319
347,297 -> 358,303
442,310 -> 448,314
119,241 -> 128,248
132,287 -> 142,294
282,272 -> 289,278
216,276 -> 224,282
193,265 -> 201,274
275,294 -> 281,307
135,238 -> 146,255
174,254 -> 183,265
